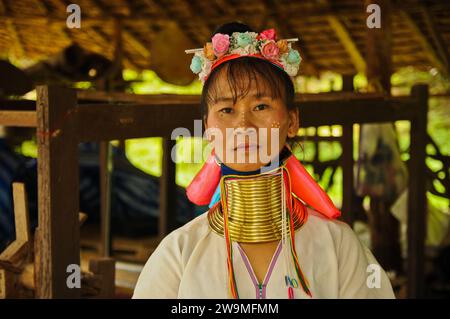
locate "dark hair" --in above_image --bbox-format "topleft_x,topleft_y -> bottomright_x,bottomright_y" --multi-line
200,22 -> 296,120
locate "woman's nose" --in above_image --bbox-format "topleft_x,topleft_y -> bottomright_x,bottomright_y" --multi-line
236,110 -> 255,129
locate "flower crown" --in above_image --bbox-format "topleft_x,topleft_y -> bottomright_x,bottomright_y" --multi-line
185,28 -> 302,84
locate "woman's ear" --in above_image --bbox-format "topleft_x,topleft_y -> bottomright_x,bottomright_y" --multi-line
287,107 -> 299,138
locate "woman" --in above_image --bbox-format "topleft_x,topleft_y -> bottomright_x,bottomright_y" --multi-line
133,22 -> 395,299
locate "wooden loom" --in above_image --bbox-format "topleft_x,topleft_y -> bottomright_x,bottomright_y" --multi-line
0,84 -> 428,298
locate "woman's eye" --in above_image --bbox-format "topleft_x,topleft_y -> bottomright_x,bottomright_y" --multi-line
219,107 -> 233,114
254,104 -> 269,111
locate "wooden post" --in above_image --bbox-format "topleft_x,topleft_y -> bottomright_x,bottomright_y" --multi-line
364,0 -> 403,274
0,183 -> 32,299
105,17 -> 124,91
35,86 -> 80,298
0,269 -> 17,298
407,84 -> 428,298
159,137 -> 177,238
98,17 -> 123,257
88,258 -> 115,298
341,74 -> 355,225
99,141 -> 113,257
0,183 -> 31,272
365,0 -> 392,94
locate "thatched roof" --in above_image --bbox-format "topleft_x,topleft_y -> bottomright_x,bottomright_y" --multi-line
1,0 -> 449,84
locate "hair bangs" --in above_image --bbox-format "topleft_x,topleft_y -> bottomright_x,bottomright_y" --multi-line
201,57 -> 293,118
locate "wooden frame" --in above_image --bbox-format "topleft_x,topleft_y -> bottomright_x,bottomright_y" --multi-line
0,84 -> 428,298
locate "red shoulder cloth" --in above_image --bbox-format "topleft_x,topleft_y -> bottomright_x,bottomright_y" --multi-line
186,151 -> 341,219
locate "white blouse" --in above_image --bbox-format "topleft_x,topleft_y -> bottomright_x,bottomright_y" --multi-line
133,208 -> 395,299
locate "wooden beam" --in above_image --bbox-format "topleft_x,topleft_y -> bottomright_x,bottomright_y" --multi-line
58,0 -> 78,47
35,0 -> 52,16
263,0 -> 320,76
86,26 -> 139,71
73,94 -> 418,142
122,29 -> 151,59
77,90 -> 390,104
80,0 -> 150,65
0,110 -> 37,127
76,90 -> 201,104
2,0 -> 25,58
298,98 -> 417,127
93,0 -> 151,59
151,0 -> 205,47
123,0 -> 156,59
366,0 -> 392,93
185,0 -> 216,34
1,2 -> 449,23
39,1 -> 71,46
35,86 -> 80,298
0,90 -> 419,129
0,14 -> 167,26
112,2 -> 151,59
0,88 -> 421,131
327,16 -> 366,74
421,6 -> 450,76
76,102 -> 201,142
400,9 -> 448,76
5,19 -> 25,58
214,0 -> 237,18
77,89 -> 385,104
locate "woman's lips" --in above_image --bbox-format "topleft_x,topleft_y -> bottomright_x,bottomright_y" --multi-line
234,143 -> 259,151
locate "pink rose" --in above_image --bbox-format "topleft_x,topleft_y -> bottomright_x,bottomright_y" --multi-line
258,29 -> 277,41
261,40 -> 280,60
211,33 -> 230,57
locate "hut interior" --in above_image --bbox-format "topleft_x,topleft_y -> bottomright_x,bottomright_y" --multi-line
0,0 -> 449,299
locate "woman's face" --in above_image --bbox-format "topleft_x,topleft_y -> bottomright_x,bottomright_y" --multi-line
204,68 -> 299,172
